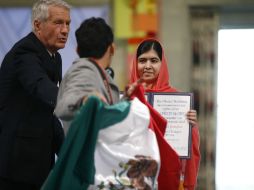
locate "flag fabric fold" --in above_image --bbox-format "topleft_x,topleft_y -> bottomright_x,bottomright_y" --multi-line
131,85 -> 182,190
42,96 -> 160,190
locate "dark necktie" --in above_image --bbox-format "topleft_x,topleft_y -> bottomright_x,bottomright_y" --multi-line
51,54 -> 56,62
50,54 -> 59,84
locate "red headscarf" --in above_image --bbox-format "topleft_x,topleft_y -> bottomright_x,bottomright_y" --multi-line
130,38 -> 177,92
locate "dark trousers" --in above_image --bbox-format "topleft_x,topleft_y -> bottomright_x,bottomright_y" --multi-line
0,177 -> 40,190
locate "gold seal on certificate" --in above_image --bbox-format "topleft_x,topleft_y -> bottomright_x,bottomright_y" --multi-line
150,92 -> 193,159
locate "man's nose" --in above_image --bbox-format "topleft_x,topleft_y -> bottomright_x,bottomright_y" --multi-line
61,23 -> 69,34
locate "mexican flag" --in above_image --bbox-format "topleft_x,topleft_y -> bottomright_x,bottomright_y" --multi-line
41,95 -> 160,190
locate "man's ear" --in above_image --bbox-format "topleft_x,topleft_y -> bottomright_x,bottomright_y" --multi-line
33,20 -> 41,33
110,43 -> 115,56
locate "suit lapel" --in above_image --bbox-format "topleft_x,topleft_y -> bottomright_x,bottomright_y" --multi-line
29,33 -> 62,85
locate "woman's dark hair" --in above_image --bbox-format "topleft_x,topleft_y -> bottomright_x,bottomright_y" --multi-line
75,17 -> 114,58
136,39 -> 162,60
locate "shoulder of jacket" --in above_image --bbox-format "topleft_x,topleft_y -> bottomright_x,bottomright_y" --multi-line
73,58 -> 101,72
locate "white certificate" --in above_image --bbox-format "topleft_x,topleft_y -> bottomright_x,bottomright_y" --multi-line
151,92 -> 193,158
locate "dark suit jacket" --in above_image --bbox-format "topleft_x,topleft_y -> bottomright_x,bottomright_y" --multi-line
0,32 -> 64,186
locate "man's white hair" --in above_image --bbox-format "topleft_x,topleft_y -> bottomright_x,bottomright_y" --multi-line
31,0 -> 71,32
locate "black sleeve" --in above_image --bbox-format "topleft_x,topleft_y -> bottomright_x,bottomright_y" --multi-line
16,54 -> 59,108
52,116 -> 65,155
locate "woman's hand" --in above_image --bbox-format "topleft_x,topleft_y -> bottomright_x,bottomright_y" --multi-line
186,109 -> 198,126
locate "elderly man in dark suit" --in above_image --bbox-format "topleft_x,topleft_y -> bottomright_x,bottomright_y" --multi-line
0,0 -> 71,189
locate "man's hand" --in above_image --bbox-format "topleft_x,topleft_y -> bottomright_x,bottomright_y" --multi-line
124,78 -> 143,98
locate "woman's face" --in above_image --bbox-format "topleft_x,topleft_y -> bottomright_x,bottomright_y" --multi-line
137,49 -> 162,84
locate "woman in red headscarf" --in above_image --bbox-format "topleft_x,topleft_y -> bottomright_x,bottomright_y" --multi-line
129,38 -> 200,190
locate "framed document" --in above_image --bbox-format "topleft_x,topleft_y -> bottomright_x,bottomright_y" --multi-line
150,92 -> 193,158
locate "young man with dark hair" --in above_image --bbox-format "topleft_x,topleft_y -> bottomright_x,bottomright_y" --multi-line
55,17 -> 119,132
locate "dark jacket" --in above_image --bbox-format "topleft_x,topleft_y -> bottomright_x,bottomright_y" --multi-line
0,32 -> 64,186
